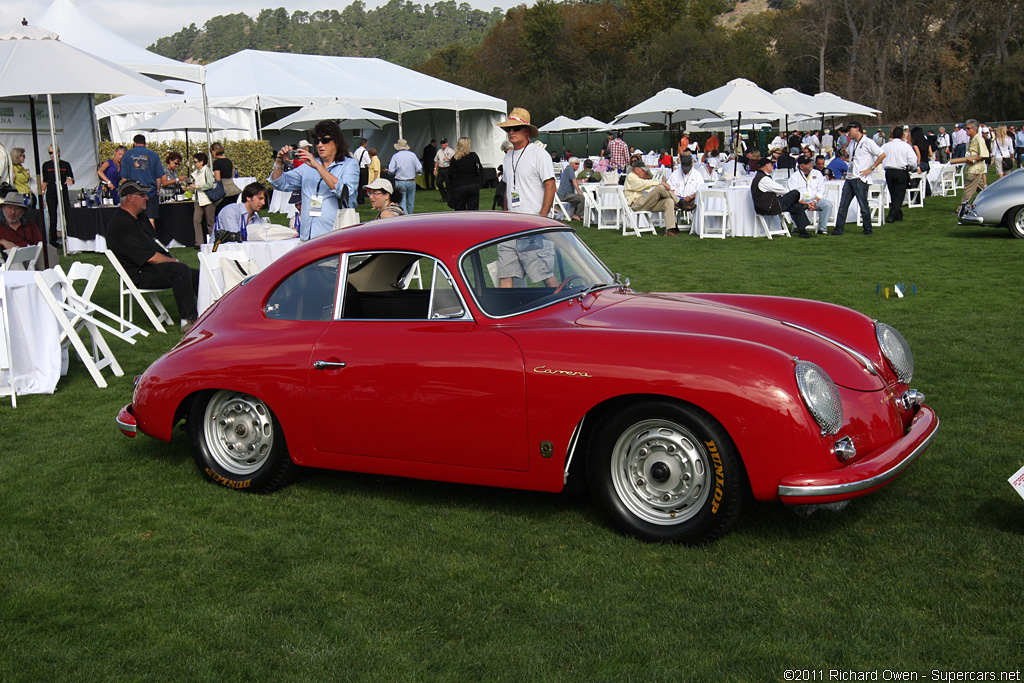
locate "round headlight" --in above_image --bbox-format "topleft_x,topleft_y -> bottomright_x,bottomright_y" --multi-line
876,322 -> 914,383
795,360 -> 843,436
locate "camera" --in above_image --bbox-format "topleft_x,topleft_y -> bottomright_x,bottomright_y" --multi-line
288,150 -> 301,160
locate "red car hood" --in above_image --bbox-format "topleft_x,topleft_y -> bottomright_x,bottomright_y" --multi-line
574,291 -> 884,391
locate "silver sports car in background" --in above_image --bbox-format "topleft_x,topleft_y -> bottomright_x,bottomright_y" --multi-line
958,168 -> 1024,238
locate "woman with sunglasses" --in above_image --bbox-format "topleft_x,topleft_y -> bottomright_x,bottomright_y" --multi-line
270,120 -> 359,240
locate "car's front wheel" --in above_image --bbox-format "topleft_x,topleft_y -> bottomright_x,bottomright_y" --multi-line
587,401 -> 744,544
1007,206 -> 1024,239
189,390 -> 294,493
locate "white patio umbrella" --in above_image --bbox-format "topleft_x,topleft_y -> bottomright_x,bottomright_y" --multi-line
262,101 -> 397,132
0,25 -> 169,261
573,116 -> 607,156
128,107 -> 244,153
539,116 -> 579,155
689,78 -> 792,173
612,87 -> 720,150
810,92 -> 880,136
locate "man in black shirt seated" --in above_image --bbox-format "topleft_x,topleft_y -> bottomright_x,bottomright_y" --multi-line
750,157 -> 812,238
107,180 -> 200,331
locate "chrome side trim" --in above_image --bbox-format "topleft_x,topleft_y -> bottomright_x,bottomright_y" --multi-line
779,416 -> 939,498
782,321 -> 878,376
563,417 -> 585,486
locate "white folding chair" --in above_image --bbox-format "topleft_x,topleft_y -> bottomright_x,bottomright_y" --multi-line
0,272 -> 14,407
103,249 -> 172,333
938,165 -> 956,196
549,194 -> 573,222
616,187 -> 657,237
580,184 -> 599,227
3,244 -> 42,271
867,184 -> 886,227
34,269 -> 146,389
906,173 -> 926,208
594,185 -> 623,231
824,183 -> 842,228
695,188 -> 732,238
197,251 -> 261,303
953,164 -> 965,190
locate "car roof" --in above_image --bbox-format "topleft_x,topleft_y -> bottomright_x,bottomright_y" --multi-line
309,211 -> 567,258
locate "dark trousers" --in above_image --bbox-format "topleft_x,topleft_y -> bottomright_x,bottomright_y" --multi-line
776,190 -> 811,233
423,162 -> 436,189
436,167 -> 450,202
45,189 -> 71,245
130,262 -> 200,321
885,168 -> 910,221
833,177 -> 872,234
357,167 -> 369,205
449,184 -> 480,211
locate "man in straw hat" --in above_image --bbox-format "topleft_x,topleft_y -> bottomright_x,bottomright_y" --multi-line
1,191 -> 43,252
495,107 -> 559,289
388,139 -> 421,217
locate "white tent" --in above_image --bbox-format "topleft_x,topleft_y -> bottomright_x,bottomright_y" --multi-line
97,50 -> 509,167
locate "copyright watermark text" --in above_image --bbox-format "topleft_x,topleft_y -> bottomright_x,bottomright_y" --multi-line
782,670 -> 1021,682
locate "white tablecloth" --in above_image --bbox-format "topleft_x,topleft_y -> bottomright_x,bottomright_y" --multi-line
1,270 -> 62,395
198,239 -> 303,314
691,178 -> 866,237
268,189 -> 298,218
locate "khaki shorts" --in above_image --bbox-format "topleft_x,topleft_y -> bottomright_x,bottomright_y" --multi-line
497,237 -> 555,284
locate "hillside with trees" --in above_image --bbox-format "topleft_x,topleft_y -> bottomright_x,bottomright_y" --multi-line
150,0 -> 1022,124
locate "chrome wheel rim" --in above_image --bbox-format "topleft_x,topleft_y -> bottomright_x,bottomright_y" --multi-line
203,390 -> 275,475
610,419 -> 711,525
1014,210 -> 1024,235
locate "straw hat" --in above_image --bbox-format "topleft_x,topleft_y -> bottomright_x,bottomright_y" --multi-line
496,107 -> 539,137
393,139 -> 411,151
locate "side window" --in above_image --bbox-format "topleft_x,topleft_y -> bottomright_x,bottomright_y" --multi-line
340,252 -> 467,320
264,255 -> 340,321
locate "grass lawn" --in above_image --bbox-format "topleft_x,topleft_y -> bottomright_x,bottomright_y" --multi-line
2,178 -> 1023,681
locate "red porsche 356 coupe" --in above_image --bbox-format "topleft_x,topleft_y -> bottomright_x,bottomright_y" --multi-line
117,213 -> 937,544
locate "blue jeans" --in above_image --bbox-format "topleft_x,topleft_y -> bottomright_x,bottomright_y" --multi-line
395,180 -> 416,216
833,177 -> 872,233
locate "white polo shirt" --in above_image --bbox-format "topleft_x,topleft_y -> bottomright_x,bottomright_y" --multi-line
881,139 -> 918,170
845,136 -> 884,178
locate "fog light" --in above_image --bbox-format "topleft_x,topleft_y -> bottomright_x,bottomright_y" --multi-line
897,390 -> 925,411
834,436 -> 856,462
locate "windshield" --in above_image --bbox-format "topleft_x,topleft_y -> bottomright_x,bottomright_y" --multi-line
460,229 -> 617,317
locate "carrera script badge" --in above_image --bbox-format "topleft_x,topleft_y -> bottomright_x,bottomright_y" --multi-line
533,365 -> 592,378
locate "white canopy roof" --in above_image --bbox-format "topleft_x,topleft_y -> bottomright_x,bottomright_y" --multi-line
33,0 -> 205,83
96,49 -> 505,117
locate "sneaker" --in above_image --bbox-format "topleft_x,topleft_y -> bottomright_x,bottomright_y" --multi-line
180,318 -> 196,332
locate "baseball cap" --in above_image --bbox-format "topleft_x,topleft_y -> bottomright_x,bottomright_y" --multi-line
119,180 -> 152,196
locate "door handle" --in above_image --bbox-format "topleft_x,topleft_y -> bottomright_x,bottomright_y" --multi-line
313,360 -> 346,370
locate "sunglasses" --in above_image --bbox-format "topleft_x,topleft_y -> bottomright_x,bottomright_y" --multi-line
506,126 -> 526,133
314,136 -> 333,145
367,189 -> 386,196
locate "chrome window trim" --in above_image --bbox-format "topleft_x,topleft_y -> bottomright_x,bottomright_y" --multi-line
782,321 -> 878,376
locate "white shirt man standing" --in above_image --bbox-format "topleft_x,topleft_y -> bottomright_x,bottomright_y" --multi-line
496,108 -> 557,288
353,138 -> 371,205
788,155 -> 833,233
880,126 -> 918,223
831,121 -> 885,236
433,138 -> 455,203
936,127 -> 951,163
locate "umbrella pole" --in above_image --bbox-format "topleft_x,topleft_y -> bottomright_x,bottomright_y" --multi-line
202,81 -> 213,153
734,113 -> 742,175
47,95 -> 67,258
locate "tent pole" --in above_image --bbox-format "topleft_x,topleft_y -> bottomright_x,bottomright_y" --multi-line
255,94 -> 263,141
47,95 -> 67,258
455,102 -> 461,140
202,79 -> 212,154
28,96 -> 49,268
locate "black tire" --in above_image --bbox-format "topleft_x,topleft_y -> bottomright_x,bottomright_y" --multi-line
586,400 -> 744,545
1007,206 -> 1024,239
188,390 -> 295,493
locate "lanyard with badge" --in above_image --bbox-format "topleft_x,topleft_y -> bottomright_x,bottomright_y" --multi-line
508,147 -> 525,209
309,161 -> 343,218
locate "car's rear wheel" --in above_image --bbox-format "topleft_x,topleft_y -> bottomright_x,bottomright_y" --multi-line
586,400 -> 744,545
189,390 -> 294,493
1008,206 -> 1024,239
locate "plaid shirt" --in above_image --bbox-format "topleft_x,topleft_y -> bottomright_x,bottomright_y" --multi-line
608,138 -> 629,171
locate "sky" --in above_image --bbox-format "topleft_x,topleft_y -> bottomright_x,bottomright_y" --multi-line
9,0 -> 521,49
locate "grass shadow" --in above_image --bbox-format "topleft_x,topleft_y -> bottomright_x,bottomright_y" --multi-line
975,496 -> 1024,535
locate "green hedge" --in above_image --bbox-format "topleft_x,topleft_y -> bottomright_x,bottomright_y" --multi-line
99,139 -> 274,184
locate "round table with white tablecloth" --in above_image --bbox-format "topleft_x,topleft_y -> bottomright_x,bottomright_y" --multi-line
197,238 -> 303,315
1,270 -> 62,396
